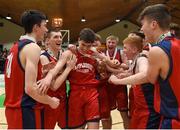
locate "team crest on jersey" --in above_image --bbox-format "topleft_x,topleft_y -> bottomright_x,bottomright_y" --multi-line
74,63 -> 93,73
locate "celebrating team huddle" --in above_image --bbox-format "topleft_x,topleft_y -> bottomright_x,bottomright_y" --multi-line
4,3 -> 180,129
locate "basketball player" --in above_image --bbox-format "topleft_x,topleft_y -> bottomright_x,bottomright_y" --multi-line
38,28 -> 100,129
139,4 -> 180,128
4,10 -> 59,129
109,36 -> 161,128
105,35 -> 129,129
40,29 -> 76,129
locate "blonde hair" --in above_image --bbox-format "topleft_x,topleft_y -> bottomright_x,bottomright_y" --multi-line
123,36 -> 143,52
106,35 -> 119,43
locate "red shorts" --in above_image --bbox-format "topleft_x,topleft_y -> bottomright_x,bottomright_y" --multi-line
130,106 -> 160,129
5,107 -> 44,129
44,105 -> 59,129
64,86 -> 100,128
107,83 -> 128,111
98,82 -> 110,119
129,85 -> 160,129
45,85 -> 66,129
129,87 -> 135,117
44,96 -> 65,129
130,109 -> 150,129
57,97 -> 66,128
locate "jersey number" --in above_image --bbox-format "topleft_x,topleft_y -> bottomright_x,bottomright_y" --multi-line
6,53 -> 13,78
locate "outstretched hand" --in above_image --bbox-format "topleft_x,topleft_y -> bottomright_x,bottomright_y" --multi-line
42,61 -> 56,77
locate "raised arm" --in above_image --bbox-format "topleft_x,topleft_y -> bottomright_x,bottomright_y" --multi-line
46,50 -> 72,81
37,50 -> 73,92
109,57 -> 148,85
104,58 -> 121,68
51,54 -> 77,91
105,64 -> 124,74
93,52 -> 121,68
40,55 -> 56,77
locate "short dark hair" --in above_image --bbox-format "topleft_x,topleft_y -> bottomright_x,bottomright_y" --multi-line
45,28 -> 61,39
79,28 -> 95,43
106,35 -> 119,43
138,4 -> 171,30
21,10 -> 46,33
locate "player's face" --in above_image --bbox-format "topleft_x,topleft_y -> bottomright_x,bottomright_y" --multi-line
140,17 -> 156,43
123,43 -> 135,60
79,40 -> 92,52
106,39 -> 117,50
48,32 -> 62,51
36,20 -> 48,41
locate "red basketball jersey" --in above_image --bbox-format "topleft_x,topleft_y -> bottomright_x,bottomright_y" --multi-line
4,39 -> 42,108
155,37 -> 180,119
68,49 -> 99,89
105,48 -> 122,62
41,51 -> 66,97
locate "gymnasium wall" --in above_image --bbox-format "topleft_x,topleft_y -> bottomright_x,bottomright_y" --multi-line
97,20 -> 139,47
0,18 -> 24,49
0,19 -> 139,49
